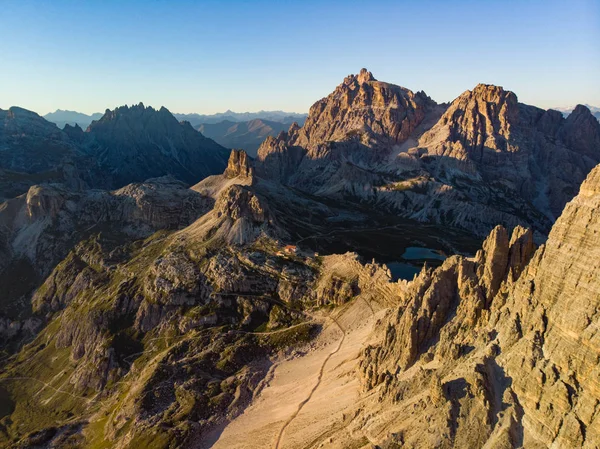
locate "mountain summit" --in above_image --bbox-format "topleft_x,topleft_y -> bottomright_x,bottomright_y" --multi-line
0,103 -> 230,198
256,69 -> 600,238
84,103 -> 230,187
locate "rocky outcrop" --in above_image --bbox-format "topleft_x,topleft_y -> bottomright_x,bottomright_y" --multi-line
183,182 -> 282,246
357,164 -> 600,448
419,85 -> 600,220
256,69 -> 437,180
360,225 -> 536,387
293,68 -> 436,151
224,149 -> 254,179
0,103 -> 230,200
560,104 -> 600,158
216,185 -> 268,223
25,184 -> 68,220
255,130 -> 306,182
1,178 -> 211,276
489,163 -> 600,447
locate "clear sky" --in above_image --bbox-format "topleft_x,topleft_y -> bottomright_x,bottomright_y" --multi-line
1,0 -> 598,115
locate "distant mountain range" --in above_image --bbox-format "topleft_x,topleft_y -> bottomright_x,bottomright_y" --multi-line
554,104 -> 600,121
198,119 -> 291,156
173,110 -> 307,127
43,108 -> 307,130
42,109 -> 104,129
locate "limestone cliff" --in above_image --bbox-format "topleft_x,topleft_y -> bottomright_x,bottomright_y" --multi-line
294,68 -> 436,151
356,164 -> 600,448
224,149 -> 254,180
255,70 -> 600,238
419,84 -> 600,220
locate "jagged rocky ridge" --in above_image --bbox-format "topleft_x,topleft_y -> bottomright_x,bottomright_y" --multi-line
256,69 -> 600,237
0,104 -> 230,200
356,163 -> 600,448
1,71 -> 600,449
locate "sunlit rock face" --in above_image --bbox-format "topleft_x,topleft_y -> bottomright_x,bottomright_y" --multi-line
224,149 -> 254,180
419,84 -> 600,220
256,70 -> 600,239
357,163 -> 600,448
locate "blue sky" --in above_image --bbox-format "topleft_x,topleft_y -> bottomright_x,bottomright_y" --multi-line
0,0 -> 598,115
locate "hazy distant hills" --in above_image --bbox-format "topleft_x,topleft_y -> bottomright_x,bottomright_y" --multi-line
198,119 -> 292,156
42,109 -> 103,129
173,110 -> 307,127
43,109 -> 307,156
44,109 -> 307,130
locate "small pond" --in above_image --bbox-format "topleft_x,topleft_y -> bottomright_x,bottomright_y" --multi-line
386,247 -> 448,281
401,246 -> 446,261
386,262 -> 422,281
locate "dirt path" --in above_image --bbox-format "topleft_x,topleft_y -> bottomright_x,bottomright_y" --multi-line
0,376 -> 91,403
206,298 -> 382,449
274,316 -> 345,449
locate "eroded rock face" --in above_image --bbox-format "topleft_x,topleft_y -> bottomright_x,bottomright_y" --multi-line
26,184 -> 68,220
2,177 -> 212,277
420,84 -> 600,220
360,225 -> 536,386
224,149 -> 254,179
255,72 -> 600,239
256,69 -> 436,175
491,163 -> 600,447
216,185 -> 267,223
256,131 -> 306,182
0,177 -> 213,346
294,68 -> 436,151
357,164 -> 600,448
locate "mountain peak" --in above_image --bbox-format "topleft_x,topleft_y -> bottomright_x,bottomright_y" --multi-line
470,83 -> 517,104
357,68 -> 376,83
290,69 -> 435,150
343,68 -> 377,86
571,103 -> 593,118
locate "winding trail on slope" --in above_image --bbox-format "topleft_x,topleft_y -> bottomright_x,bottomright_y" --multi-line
0,376 -> 91,403
274,315 -> 346,449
